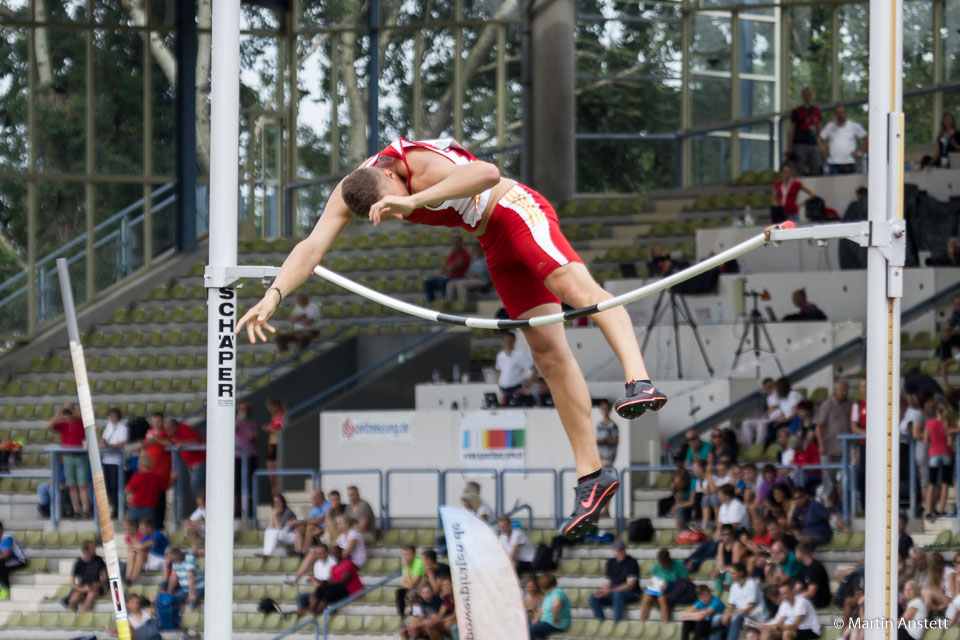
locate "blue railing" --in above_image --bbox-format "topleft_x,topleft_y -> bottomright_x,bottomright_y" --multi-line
252,468 -> 319,529
498,468 -> 560,529
384,468 -> 443,532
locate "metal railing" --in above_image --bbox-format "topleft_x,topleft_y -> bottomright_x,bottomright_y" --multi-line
502,503 -> 534,534
45,445 -> 125,529
315,468 -> 385,531
383,468 -> 443,533
318,570 -> 403,640
252,468 -> 318,529
440,467 -> 499,521
498,468 -> 560,529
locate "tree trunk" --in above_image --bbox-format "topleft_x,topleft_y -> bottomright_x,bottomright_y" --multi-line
122,0 -> 178,85
338,27 -> 369,166
33,0 -> 54,90
194,0 -> 212,176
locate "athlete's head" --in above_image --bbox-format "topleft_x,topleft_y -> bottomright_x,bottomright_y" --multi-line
341,166 -> 408,218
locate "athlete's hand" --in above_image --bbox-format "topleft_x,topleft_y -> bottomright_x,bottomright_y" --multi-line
369,195 -> 416,226
235,293 -> 280,344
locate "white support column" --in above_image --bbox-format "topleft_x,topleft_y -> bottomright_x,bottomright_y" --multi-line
865,0 -> 903,633
203,0 -> 241,638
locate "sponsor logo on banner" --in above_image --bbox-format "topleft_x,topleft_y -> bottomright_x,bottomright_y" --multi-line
215,287 -> 236,407
460,411 -> 526,468
440,506 -> 528,639
338,412 -> 414,442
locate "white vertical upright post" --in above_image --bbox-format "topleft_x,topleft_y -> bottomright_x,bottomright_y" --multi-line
204,0 -> 241,637
865,0 -> 903,633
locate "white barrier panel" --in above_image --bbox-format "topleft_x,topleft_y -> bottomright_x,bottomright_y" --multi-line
440,507 -> 529,640
319,409 -> 632,519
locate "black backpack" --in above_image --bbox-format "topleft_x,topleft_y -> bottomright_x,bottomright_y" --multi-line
258,598 -> 287,618
628,518 -> 654,543
805,196 -> 826,221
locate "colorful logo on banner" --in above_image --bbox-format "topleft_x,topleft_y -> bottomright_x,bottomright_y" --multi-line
460,411 -> 526,468
338,412 -> 414,443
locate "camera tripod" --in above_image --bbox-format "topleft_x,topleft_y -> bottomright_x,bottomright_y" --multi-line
732,288 -> 784,377
641,288 -> 714,379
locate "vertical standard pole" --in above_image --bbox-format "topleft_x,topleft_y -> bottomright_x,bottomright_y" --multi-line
204,1 -> 240,638
56,259 -> 130,640
864,0 -> 903,633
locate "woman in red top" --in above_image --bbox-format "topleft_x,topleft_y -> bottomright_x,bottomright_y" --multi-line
310,545 -> 362,614
924,402 -> 958,518
263,397 -> 287,496
772,164 -> 816,223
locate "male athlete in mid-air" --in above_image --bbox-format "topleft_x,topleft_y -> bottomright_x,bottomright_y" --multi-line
235,138 -> 667,539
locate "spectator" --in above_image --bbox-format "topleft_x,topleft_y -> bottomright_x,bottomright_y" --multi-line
937,299 -> 960,391
262,397 -> 287,496
787,87 -> 822,175
641,548 -> 689,622
125,456 -> 165,524
184,492 -> 205,557
905,548 -> 929,588
717,484 -> 751,533
768,517 -> 799,553
163,546 -> 204,609
422,549 -> 451,592
124,517 -> 168,584
782,290 -> 827,322
0,522 -> 25,601
934,113 -> 960,168
684,430 -> 713,463
763,541 -> 802,586
773,165 -> 816,225
276,292 -> 321,352
915,393 -> 935,519
99,407 -> 128,518
529,573 -> 570,639
764,484 -> 795,523
45,402 -> 91,519
400,583 -> 442,640
524,576 -> 544,621
293,488 -> 329,555
445,243 -> 490,302
310,545 -> 362,615
922,552 -> 952,612
794,543 -> 831,608
901,581 -> 928,640
262,493 -> 299,556
741,517 -> 772,576
323,490 -> 347,550
710,430 -> 738,465
680,585 -> 725,640
336,515 -> 368,569
235,401 -> 259,516
395,545 -> 424,617
849,379 -> 867,436
791,488 -> 832,547
165,417 -> 206,503
346,485 -> 378,543
495,331 -> 537,407
497,516 -> 536,574
119,592 -> 161,640
898,513 -> 914,560
699,460 -> 725,530
716,562 -> 766,640
589,540 -> 640,622
787,401 -> 816,443
756,465 -> 790,517
668,467 -> 696,531
818,105 -> 867,174
740,379 -> 778,446
424,575 -> 457,640
925,401 -> 957,518
140,412 -> 173,528
424,234 -> 471,303
758,582 -> 820,640
595,399 -> 619,466
462,480 -> 495,522
740,464 -> 760,510
927,238 -> 960,267
835,557 -> 865,631
713,524 -> 749,594
791,435 -> 821,493
294,543 -> 337,612
648,243 -> 673,277
813,380 -> 851,498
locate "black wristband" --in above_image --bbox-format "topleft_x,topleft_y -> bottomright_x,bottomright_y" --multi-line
267,286 -> 283,303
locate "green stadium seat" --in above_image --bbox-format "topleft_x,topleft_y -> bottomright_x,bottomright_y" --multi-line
75,611 -> 94,628
21,612 -> 41,627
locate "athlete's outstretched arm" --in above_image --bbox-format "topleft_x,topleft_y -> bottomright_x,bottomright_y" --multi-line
235,182 -> 353,344
369,152 -> 501,225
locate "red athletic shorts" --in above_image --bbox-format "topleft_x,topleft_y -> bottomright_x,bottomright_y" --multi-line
478,184 -> 582,318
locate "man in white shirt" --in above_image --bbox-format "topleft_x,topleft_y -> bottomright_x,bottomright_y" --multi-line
818,105 -> 867,175
741,379 -> 778,446
276,293 -> 322,352
717,485 -> 751,534
497,517 -> 536,575
759,583 -> 820,640
99,407 -> 128,518
296,543 -> 338,613
717,563 -> 766,640
495,331 -> 537,407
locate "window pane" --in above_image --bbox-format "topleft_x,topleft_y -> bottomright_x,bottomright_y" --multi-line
838,4 -> 868,99
903,0 -> 933,89
0,180 -> 27,293
378,28 -> 416,144
381,0 -> 456,25
296,35 -> 335,179
691,76 -> 731,126
94,30 -> 144,174
944,0 -> 960,81
904,94 -> 933,147
690,14 -> 731,72
241,4 -> 279,31
93,183 -> 145,292
418,28 -> 457,140
576,139 -> 675,192
740,79 -> 775,118
0,27 -> 29,172
35,28 -> 87,173
740,19 -> 775,77
151,56 -> 176,176
461,24 -> 507,148
36,181 -> 87,317
690,135 -> 730,185
787,5 -> 832,106
35,0 -> 86,22
240,35 -> 280,111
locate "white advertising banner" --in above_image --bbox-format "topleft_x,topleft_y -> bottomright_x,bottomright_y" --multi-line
459,411 -> 526,468
336,411 -> 415,443
440,506 -> 529,640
